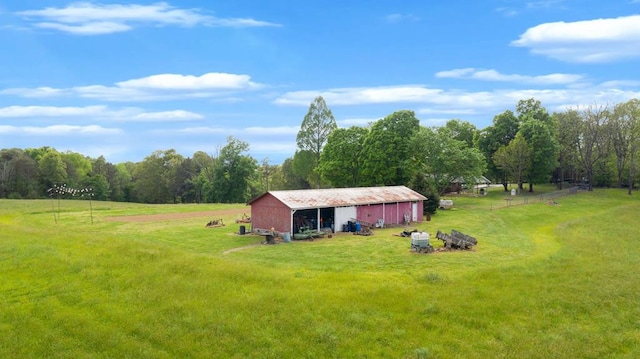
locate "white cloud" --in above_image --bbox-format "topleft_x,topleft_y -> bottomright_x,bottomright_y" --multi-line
0,87 -> 67,97
0,124 -> 122,135
512,15 -> 640,63
496,7 -> 519,17
244,126 -> 299,135
526,0 -> 567,9
0,105 -> 107,117
34,21 -> 132,35
274,84 -> 640,118
17,2 -> 281,35
435,68 -> 584,85
417,108 -> 479,115
117,73 -> 261,90
177,126 -> 228,135
1,72 -> 263,102
131,110 -> 203,121
0,105 -> 203,122
385,13 -> 420,23
274,86 -> 443,106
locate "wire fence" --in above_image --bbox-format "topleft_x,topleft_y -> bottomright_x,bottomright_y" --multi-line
443,186 -> 581,211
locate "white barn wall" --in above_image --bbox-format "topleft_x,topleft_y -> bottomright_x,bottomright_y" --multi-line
335,206 -> 357,232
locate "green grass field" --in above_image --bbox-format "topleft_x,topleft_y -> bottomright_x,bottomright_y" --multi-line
1,189 -> 639,358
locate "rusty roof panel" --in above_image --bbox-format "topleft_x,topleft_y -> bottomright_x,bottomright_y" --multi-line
261,186 -> 426,210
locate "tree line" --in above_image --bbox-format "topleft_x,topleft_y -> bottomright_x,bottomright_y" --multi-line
1,97 -> 638,205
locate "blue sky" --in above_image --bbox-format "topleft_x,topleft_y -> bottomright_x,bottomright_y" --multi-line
1,1 -> 639,164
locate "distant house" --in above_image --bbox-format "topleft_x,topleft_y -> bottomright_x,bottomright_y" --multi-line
248,186 -> 426,234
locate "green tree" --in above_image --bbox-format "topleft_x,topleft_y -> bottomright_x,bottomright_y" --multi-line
518,119 -> 558,192
319,126 -> 369,187
86,174 -> 110,201
493,133 -> 531,190
280,157 -> 310,190
517,98 -> 553,125
444,119 -> 477,147
0,149 -> 37,198
409,172 -> 440,216
576,106 -> 611,191
476,110 -> 520,191
295,96 -> 337,188
209,137 -> 257,203
133,149 -> 184,204
38,149 -> 67,193
554,110 -> 581,188
517,100 -> 558,192
61,151 -> 92,188
610,99 -> 640,190
360,110 -> 420,186
413,126 -> 486,195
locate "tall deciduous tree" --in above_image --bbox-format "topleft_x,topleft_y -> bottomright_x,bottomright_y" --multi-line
360,110 -> 420,186
38,149 -> 67,192
517,99 -> 558,192
554,110 -> 581,188
576,105 -> 611,191
519,118 -> 559,192
412,126 -> 486,195
493,133 -> 531,190
133,149 -> 184,203
476,110 -> 520,191
319,126 -> 369,187
610,99 -> 640,190
280,157 -> 310,190
0,149 -> 37,198
295,96 -> 337,188
444,119 -> 478,148
209,136 -> 257,203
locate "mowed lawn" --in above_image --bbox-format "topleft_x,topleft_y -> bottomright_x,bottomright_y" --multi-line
1,189 -> 639,358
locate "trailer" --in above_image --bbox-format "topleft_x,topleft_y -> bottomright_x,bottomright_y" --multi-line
436,229 -> 477,250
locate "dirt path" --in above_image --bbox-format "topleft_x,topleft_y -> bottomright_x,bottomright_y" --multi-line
104,209 -> 244,223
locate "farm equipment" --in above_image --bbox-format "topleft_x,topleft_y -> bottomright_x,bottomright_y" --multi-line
205,218 -> 225,228
235,213 -> 251,223
436,229 -> 477,250
410,232 -> 434,253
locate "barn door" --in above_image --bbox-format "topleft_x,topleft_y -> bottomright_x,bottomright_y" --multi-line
412,202 -> 418,222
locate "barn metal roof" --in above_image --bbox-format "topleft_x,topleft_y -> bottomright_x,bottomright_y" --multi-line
250,186 -> 426,210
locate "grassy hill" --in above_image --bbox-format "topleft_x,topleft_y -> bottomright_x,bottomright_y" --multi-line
1,188 -> 639,358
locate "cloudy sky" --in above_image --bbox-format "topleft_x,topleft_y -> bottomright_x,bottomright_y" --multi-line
1,0 -> 639,164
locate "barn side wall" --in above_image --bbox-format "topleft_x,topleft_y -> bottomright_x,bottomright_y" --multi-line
356,202 -> 420,226
250,194 -> 291,233
416,201 -> 424,221
356,204 -> 384,226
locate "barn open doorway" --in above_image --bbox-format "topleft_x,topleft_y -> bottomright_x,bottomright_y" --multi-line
320,207 -> 335,232
293,209 -> 317,233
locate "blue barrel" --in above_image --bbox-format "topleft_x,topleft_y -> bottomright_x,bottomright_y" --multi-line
282,232 -> 291,243
355,223 -> 361,232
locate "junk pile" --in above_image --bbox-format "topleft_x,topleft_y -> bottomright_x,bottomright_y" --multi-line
436,229 -> 477,250
346,219 -> 374,236
439,199 -> 454,210
235,213 -> 251,223
205,219 -> 225,228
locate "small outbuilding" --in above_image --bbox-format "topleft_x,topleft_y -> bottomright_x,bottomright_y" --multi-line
248,186 -> 426,235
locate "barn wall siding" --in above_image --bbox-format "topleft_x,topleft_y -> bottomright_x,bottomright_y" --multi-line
250,194 -> 291,233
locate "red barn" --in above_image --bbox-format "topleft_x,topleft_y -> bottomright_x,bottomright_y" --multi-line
248,186 -> 426,235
